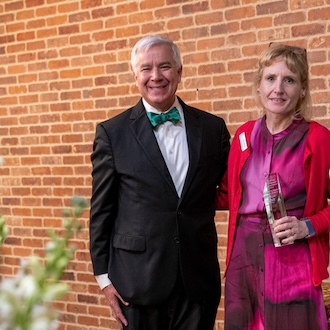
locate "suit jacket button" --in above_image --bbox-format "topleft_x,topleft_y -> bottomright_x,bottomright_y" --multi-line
173,237 -> 180,244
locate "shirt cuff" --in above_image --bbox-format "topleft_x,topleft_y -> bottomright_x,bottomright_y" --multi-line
95,273 -> 112,290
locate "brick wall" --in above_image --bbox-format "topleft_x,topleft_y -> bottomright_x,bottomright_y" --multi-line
0,1 -> 329,329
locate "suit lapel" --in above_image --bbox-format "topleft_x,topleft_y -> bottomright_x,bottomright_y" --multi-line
180,102 -> 202,199
129,100 -> 177,194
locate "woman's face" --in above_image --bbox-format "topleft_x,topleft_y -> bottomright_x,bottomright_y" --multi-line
258,58 -> 306,118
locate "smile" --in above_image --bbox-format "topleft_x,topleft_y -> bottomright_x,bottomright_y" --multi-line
149,86 -> 166,89
270,98 -> 286,103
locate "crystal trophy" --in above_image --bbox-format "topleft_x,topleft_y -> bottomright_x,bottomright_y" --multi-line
263,173 -> 289,247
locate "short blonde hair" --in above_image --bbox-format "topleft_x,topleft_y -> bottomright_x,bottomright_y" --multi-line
253,43 -> 312,119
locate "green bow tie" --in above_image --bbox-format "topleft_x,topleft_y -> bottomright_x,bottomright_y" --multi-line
147,107 -> 181,128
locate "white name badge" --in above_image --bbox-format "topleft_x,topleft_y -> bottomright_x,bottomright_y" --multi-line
239,132 -> 248,152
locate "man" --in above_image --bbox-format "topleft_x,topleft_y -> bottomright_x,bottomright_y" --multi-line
89,35 -> 230,330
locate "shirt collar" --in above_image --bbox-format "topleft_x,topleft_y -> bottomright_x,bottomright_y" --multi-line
142,97 -> 182,114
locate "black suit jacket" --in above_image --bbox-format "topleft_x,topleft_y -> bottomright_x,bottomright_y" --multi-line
90,97 -> 230,306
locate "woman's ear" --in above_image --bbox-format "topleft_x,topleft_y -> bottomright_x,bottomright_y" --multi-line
300,82 -> 307,98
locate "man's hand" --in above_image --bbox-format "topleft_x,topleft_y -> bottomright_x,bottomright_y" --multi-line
103,284 -> 129,329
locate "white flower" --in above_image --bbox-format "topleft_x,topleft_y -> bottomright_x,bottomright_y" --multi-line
19,275 -> 39,298
31,305 -> 58,330
31,318 -> 58,330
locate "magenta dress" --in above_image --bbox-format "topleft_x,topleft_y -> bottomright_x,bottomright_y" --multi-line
224,117 -> 328,330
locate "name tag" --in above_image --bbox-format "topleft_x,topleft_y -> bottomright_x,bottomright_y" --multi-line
239,132 -> 248,152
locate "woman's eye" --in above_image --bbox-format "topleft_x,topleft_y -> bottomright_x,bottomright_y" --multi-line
285,78 -> 295,84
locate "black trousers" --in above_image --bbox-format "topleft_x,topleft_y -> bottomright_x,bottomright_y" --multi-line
121,276 -> 219,330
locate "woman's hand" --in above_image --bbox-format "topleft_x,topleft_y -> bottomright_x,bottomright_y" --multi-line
273,216 -> 309,245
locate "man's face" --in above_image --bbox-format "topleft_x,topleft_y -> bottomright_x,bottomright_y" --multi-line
134,44 -> 182,112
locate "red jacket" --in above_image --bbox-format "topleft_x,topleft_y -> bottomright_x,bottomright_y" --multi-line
217,120 -> 330,286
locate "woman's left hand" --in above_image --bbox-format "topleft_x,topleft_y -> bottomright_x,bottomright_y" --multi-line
273,216 -> 309,245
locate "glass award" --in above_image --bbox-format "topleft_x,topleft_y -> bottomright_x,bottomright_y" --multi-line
263,173 -> 290,247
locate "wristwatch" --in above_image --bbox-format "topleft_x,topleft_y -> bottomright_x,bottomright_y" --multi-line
302,218 -> 316,238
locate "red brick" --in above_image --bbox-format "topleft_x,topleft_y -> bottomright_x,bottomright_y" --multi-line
37,27 -> 57,39
59,46 -> 80,57
292,23 -> 325,37
70,33 -> 91,45
6,22 -> 25,33
256,1 -> 288,15
69,12 -> 90,23
59,24 -> 80,35
26,18 -> 46,29
290,0 -> 324,10
182,1 -> 209,14
5,1 -> 23,11
92,7 -> 114,19
27,40 -> 46,51
60,69 -> 81,79
26,0 -> 44,7
46,15 -> 67,27
16,9 -> 34,20
8,85 -> 27,94
81,0 -> 102,9
308,7 -> 330,21
58,2 -> 79,13
105,39 -> 127,51
195,11 -> 224,25
0,13 -> 14,23
0,34 -> 15,44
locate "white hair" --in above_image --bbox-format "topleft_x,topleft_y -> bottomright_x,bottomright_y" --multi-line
130,35 -> 182,74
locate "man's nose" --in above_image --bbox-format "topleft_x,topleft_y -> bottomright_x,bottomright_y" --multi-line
150,67 -> 162,80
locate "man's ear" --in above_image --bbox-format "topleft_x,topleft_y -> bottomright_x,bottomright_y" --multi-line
178,66 -> 183,83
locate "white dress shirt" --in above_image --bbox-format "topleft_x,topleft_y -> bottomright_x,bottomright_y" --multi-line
96,97 -> 189,290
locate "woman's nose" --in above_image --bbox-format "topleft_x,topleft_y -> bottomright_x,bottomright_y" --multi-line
273,79 -> 284,93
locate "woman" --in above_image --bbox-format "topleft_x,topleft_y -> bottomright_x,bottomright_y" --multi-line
217,43 -> 330,329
